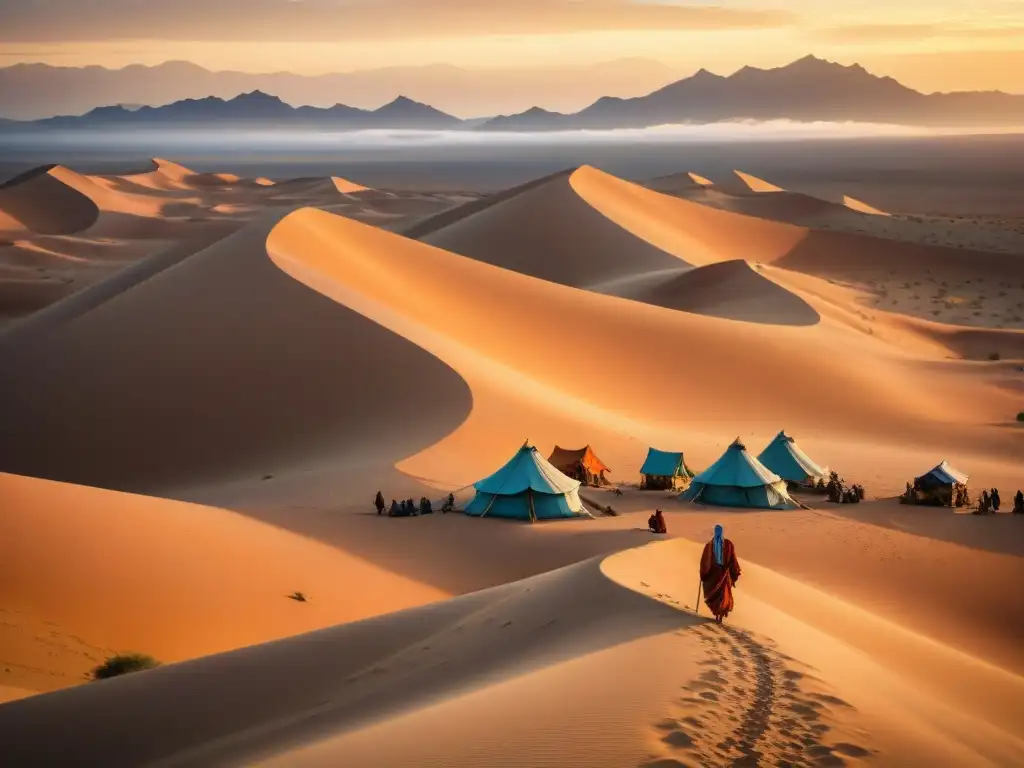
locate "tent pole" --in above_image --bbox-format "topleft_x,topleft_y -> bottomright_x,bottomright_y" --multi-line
480,493 -> 499,518
528,490 -> 537,523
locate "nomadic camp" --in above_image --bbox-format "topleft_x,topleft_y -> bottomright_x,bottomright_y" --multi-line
905,461 -> 970,507
465,441 -> 593,522
757,430 -> 826,487
547,445 -> 610,487
639,448 -> 693,491
680,438 -> 798,509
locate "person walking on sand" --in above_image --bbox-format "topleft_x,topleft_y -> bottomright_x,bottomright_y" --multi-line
375,491 -> 385,515
699,524 -> 742,624
991,488 -> 1001,513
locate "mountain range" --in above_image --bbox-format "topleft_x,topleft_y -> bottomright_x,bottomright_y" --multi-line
2,56 -> 1022,133
16,91 -> 462,130
0,59 -> 676,121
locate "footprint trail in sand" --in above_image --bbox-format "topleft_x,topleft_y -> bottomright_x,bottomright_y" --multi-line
644,624 -> 875,768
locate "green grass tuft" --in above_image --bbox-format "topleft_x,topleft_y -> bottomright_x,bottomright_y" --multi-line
91,653 -> 160,681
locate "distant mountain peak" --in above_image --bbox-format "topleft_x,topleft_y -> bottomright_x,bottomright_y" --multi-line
691,68 -> 724,81
232,89 -> 283,102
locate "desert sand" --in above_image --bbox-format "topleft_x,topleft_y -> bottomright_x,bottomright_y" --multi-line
0,158 -> 478,327
0,156 -> 1021,766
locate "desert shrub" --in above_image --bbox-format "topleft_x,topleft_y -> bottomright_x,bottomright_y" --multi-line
91,653 -> 160,681
988,352 -> 1001,361
1017,412 -> 1024,423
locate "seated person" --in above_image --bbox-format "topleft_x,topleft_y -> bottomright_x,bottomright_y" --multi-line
648,509 -> 668,534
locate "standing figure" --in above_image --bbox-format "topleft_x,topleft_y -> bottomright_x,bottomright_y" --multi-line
699,524 -> 742,624
991,488 -> 1001,513
1013,490 -> 1024,514
375,491 -> 385,515
389,499 -> 400,517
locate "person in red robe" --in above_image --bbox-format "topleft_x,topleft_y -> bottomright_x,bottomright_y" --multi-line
647,509 -> 668,534
700,524 -> 741,623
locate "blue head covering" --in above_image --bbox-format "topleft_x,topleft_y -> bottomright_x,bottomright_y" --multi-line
712,524 -> 724,566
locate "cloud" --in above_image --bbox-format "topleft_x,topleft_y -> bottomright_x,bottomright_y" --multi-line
818,22 -> 1024,43
0,1 -> 797,42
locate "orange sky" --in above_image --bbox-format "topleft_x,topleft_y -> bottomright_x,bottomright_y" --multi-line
1,0 -> 1021,94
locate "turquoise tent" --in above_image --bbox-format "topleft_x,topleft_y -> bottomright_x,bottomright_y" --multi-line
465,442 -> 591,522
757,431 -> 826,485
679,437 -> 797,509
639,448 -> 693,490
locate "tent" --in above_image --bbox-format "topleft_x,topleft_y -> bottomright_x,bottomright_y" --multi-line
679,437 -> 797,509
639,448 -> 693,491
547,445 -> 610,486
915,461 -> 969,489
911,460 -> 969,507
465,442 -> 592,522
757,431 -> 826,485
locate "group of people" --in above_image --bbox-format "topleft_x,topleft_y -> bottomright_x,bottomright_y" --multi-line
374,490 -> 456,517
819,472 -> 864,504
976,488 -> 1024,515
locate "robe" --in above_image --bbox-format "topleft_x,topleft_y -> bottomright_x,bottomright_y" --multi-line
700,538 -> 741,618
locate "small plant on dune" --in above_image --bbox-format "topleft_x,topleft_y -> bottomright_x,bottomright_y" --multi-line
91,653 -> 160,681
988,352 -> 1001,361
287,591 -> 308,602
1017,412 -> 1024,423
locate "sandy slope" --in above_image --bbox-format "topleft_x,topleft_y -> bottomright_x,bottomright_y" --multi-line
0,473 -> 447,695
1,529 -> 1020,767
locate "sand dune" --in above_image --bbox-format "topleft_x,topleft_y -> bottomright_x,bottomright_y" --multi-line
0,211 -> 472,492
615,259 -> 820,326
331,177 -> 374,195
0,473 -> 447,695
734,169 -> 786,194
579,166 -> 1023,289
0,166 -> 100,236
410,167 -> 688,291
644,171 -> 713,195
843,194 -> 890,216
